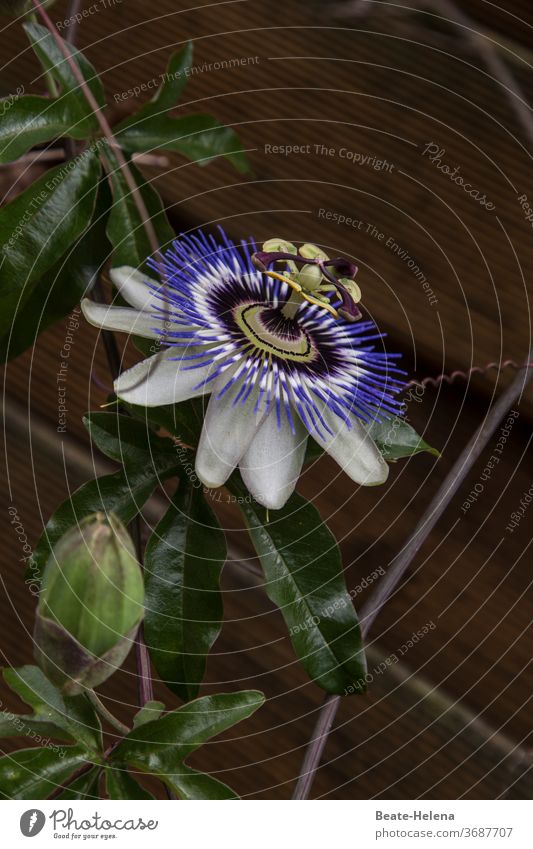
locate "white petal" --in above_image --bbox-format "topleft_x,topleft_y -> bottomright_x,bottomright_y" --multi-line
109,266 -> 159,310
114,346 -> 213,407
195,374 -> 265,488
313,407 -> 389,485
81,299 -> 170,340
239,408 -> 307,509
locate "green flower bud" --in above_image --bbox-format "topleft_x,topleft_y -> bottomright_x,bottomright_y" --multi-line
0,0 -> 56,17
34,514 -> 144,695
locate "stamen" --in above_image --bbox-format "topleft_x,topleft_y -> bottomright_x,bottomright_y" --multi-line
265,270 -> 340,319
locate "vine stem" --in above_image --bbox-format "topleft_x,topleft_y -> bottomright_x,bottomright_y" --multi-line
30,0 -> 162,266
292,348 -> 533,799
86,689 -> 130,736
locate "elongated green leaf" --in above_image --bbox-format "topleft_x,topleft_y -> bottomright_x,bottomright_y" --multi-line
365,416 -> 440,460
105,766 -> 154,799
24,22 -> 105,134
164,764 -> 238,800
0,712 -> 69,742
83,411 -> 177,469
126,397 -> 205,448
150,42 -> 193,109
57,766 -> 100,799
231,477 -> 367,695
3,666 -> 102,752
0,21 -> 105,164
144,482 -> 226,701
0,150 -> 100,335
117,113 -> 249,173
115,691 -> 263,761
106,157 -> 174,267
0,98 -> 81,165
0,181 -> 110,362
132,701 -> 165,729
31,464 -> 175,585
115,43 -> 194,125
112,691 -> 263,800
0,746 -> 90,799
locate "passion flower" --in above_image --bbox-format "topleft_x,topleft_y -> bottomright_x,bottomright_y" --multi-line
81,230 -> 405,509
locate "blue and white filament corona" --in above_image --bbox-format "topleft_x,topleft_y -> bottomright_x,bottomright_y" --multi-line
82,229 -> 406,509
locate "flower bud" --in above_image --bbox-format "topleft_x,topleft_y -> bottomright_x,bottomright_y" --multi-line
34,514 -> 144,695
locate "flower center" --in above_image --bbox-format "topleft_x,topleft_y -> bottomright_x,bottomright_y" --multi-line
234,303 -> 316,361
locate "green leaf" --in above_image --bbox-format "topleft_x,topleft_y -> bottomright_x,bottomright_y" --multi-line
115,691 -> 264,760
112,691 -> 263,800
0,746 -> 90,800
57,766 -> 100,799
116,43 -> 193,123
3,666 -> 102,752
132,701 -> 165,729
0,150 -> 101,337
83,411 -> 177,468
304,438 -> 324,465
0,712 -> 70,742
165,764 -> 238,800
24,22 -> 105,136
105,766 -> 154,799
0,181 -> 110,362
151,43 -> 193,110
117,113 -> 249,173
144,482 -> 226,701
365,416 -> 440,460
31,464 -> 175,585
126,397 -> 205,448
106,157 -> 174,268
0,23 -> 105,163
231,477 -> 367,695
0,98 -> 80,165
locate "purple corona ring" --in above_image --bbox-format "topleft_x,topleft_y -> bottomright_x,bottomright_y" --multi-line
81,229 -> 406,509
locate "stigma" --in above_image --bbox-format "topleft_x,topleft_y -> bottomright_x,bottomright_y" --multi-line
252,239 -> 362,322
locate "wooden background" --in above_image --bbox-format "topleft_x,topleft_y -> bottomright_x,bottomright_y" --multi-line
0,0 -> 532,798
